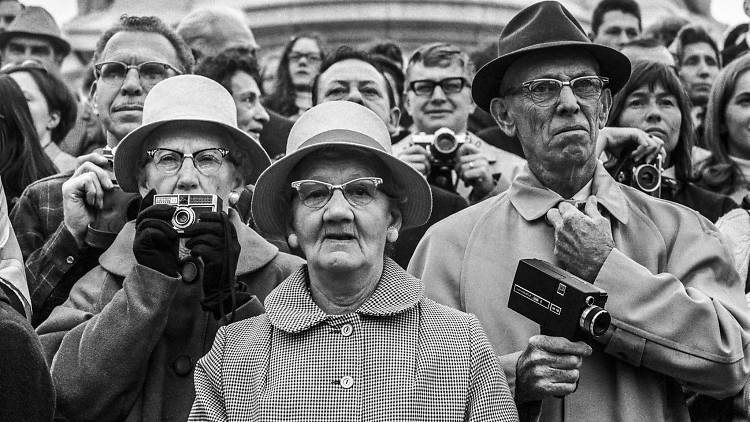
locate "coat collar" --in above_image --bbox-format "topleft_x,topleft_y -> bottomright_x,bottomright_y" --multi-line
99,209 -> 279,277
509,160 -> 629,224
266,258 -> 424,333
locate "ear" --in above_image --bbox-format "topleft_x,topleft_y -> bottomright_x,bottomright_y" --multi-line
47,110 -> 61,130
137,171 -> 150,197
387,106 -> 401,136
403,91 -> 415,116
597,89 -> 613,129
287,233 -> 299,249
89,81 -> 99,115
388,204 -> 403,233
490,97 -> 516,137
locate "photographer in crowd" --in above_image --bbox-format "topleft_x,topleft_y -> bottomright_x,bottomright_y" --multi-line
10,15 -> 191,327
393,42 -> 525,203
37,75 -> 302,421
409,2 -> 750,421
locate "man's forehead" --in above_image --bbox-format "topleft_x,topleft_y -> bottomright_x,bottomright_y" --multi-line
321,59 -> 384,85
683,42 -> 717,59
100,30 -> 178,64
502,50 -> 600,87
6,35 -> 53,48
601,10 -> 639,28
407,61 -> 467,81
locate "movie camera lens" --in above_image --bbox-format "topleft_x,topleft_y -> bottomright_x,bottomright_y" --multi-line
579,296 -> 611,337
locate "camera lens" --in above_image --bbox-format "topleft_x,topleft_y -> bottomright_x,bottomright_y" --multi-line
580,304 -> 611,337
172,207 -> 196,230
634,164 -> 660,192
434,133 -> 459,155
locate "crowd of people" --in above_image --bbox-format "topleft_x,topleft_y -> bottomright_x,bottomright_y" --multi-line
0,0 -> 749,420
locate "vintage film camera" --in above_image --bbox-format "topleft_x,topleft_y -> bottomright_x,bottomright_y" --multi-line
508,259 -> 611,342
153,194 -> 222,233
412,127 -> 468,191
607,150 -> 664,197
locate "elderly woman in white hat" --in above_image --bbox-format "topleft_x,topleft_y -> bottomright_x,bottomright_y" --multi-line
189,101 -> 519,421
36,75 -> 303,422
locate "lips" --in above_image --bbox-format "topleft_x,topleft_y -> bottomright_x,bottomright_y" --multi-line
112,103 -> 143,112
553,125 -> 587,136
325,233 -> 356,241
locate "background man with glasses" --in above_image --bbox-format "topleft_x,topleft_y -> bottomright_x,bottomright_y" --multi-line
10,15 -> 194,327
410,2 -> 750,421
393,42 -> 525,204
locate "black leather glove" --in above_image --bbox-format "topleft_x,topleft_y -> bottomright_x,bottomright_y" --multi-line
133,190 -> 179,277
183,211 -> 240,319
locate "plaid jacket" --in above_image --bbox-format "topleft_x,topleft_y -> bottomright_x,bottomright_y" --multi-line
190,258 -> 519,421
10,172 -> 102,326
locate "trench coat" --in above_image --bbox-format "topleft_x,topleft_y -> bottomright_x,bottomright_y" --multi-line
409,161 -> 750,422
37,212 -> 304,422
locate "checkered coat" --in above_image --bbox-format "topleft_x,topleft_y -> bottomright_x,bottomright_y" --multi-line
190,258 -> 519,421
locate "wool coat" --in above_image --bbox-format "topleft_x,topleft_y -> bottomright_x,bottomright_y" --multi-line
409,161 -> 750,422
37,214 -> 304,422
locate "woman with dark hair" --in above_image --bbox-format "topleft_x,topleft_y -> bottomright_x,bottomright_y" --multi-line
0,75 -> 58,207
264,34 -> 325,120
607,59 -> 737,222
2,60 -> 78,172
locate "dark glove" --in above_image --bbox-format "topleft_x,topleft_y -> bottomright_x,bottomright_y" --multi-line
183,211 -> 240,319
133,190 -> 179,277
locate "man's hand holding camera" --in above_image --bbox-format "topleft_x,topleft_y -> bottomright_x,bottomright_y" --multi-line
397,143 -> 432,176
62,160 -> 116,247
456,142 -> 495,198
546,197 -> 615,283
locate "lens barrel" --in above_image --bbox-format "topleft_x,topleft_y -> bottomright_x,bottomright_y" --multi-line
579,304 -> 611,337
172,206 -> 196,230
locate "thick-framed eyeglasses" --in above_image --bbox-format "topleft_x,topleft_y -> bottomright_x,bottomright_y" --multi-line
291,177 -> 383,209
288,52 -> 323,63
0,59 -> 47,74
145,147 -> 230,175
94,61 -> 182,88
516,76 -> 609,106
408,77 -> 471,97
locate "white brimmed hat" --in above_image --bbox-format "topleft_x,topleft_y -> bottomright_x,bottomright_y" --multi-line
114,75 -> 271,193
251,101 -> 432,236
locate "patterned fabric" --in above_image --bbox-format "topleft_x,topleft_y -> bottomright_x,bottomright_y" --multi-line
190,258 -> 519,421
9,172 -> 101,326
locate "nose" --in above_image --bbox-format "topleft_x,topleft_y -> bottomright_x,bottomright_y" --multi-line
120,68 -> 144,96
254,103 -> 270,125
697,61 -> 710,78
645,102 -> 663,123
322,189 -> 354,223
175,158 -> 200,192
556,85 -> 580,115
429,85 -> 448,102
346,87 -> 364,105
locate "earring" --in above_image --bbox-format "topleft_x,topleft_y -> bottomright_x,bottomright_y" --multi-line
386,226 -> 399,243
287,233 -> 299,249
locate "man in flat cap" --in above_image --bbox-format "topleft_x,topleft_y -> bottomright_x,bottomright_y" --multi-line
0,5 -> 69,72
409,1 -> 750,421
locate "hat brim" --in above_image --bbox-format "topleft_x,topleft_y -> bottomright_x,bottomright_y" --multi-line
114,119 -> 271,193
0,31 -> 71,57
472,41 -> 631,113
251,133 -> 433,237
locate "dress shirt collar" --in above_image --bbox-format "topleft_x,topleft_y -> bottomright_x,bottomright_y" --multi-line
266,257 -> 424,333
509,160 -> 629,224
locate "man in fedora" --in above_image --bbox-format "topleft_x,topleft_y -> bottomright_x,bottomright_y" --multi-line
0,5 -> 69,72
36,74 -> 302,422
409,2 -> 750,421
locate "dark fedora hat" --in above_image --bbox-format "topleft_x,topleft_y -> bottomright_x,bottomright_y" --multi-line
472,1 -> 631,112
0,6 -> 71,57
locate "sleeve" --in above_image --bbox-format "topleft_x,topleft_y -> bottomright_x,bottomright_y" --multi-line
465,315 -> 519,422
189,326 -> 228,422
11,185 -> 84,323
0,182 -> 31,319
39,264 -> 180,422
595,216 -> 750,399
407,225 -> 466,312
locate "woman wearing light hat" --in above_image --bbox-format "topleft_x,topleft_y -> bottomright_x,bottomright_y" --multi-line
189,101 -> 518,421
36,75 -> 303,422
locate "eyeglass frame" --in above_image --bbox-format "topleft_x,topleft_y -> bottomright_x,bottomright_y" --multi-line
93,61 -> 183,86
407,77 -> 471,97
145,147 -> 231,176
290,177 -> 384,209
508,75 -> 610,106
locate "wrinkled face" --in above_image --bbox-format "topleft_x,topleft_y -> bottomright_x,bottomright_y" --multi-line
288,37 -> 322,88
317,59 -> 398,133
404,61 -> 475,134
1,36 -> 58,69
9,70 -> 56,142
725,71 -> 750,160
229,70 -> 269,141
492,50 -> 610,176
616,83 -> 681,154
290,152 -> 400,275
678,42 -> 720,105
593,10 -> 640,49
93,31 -> 181,144
139,121 -> 244,207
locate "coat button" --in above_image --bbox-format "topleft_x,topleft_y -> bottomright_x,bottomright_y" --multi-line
173,355 -> 193,376
181,261 -> 198,284
66,256 -> 75,264
341,324 -> 353,337
340,376 -> 354,389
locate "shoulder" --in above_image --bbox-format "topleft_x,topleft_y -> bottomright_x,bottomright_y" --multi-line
417,298 -> 486,342
424,192 -> 508,245
267,252 -> 305,277
221,313 -> 274,350
24,172 -> 74,191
